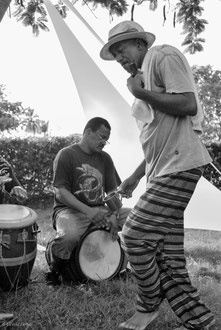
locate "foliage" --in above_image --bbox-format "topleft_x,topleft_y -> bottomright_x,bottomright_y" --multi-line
21,107 -> 43,135
176,0 -> 207,54
0,135 -> 81,204
0,84 -> 25,133
192,65 -> 221,144
13,0 -> 49,37
84,0 -> 128,18
0,136 -> 220,207
0,85 -> 49,136
4,0 -> 208,54
204,143 -> 221,191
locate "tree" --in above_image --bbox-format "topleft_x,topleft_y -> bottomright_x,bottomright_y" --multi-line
38,119 -> 49,136
0,84 -> 25,133
21,107 -> 41,135
0,84 -> 49,136
175,0 -> 207,54
12,0 -> 50,36
0,0 -> 209,54
192,65 -> 221,143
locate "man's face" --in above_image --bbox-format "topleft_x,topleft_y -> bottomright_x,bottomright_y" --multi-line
110,40 -> 141,74
88,124 -> 110,153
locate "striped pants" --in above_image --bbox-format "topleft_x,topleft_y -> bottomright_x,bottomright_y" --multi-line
121,168 -> 215,330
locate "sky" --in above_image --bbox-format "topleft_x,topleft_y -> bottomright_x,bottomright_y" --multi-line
0,0 -> 221,229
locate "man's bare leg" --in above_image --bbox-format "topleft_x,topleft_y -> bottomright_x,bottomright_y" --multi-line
119,310 -> 159,330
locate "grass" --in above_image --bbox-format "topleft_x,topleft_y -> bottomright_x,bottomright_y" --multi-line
0,205 -> 221,330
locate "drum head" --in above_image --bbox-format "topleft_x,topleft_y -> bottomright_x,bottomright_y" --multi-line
78,229 -> 122,281
0,204 -> 37,228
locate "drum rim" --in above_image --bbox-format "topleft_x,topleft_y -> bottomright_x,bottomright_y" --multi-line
103,191 -> 116,202
72,226 -> 124,282
0,204 -> 37,228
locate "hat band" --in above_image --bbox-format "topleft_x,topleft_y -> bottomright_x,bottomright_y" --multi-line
108,28 -> 140,41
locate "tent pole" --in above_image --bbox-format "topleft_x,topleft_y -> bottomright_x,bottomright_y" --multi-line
209,162 -> 221,177
61,0 -> 105,45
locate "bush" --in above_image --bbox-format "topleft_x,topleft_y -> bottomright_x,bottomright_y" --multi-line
0,137 -> 220,205
0,135 -> 81,204
204,142 -> 221,190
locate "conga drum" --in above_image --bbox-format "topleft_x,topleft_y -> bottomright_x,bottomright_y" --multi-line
69,226 -> 127,283
0,204 -> 38,291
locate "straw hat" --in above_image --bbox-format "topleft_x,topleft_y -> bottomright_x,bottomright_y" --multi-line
100,20 -> 156,61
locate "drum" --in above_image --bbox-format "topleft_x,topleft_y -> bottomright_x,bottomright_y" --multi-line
69,226 -> 127,283
0,204 -> 38,291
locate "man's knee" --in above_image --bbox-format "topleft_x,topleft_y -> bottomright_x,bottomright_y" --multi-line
53,230 -> 80,258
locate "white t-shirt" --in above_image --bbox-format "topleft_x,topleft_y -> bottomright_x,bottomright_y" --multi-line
137,45 -> 211,181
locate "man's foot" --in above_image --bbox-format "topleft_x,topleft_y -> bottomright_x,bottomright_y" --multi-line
0,313 -> 14,322
119,310 -> 159,330
45,271 -> 61,286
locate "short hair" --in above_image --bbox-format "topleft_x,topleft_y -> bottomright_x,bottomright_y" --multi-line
83,117 -> 111,133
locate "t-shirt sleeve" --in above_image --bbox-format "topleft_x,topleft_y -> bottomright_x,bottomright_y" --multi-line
157,52 -> 195,94
53,149 -> 72,191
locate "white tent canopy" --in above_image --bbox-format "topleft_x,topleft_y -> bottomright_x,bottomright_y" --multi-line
43,0 -> 144,182
43,0 -> 221,232
184,176 -> 221,231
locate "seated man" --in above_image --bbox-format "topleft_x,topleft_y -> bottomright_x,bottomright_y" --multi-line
0,157 -> 27,204
0,157 -> 27,323
45,117 -> 130,284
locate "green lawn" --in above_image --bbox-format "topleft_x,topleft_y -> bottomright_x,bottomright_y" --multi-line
0,206 -> 220,330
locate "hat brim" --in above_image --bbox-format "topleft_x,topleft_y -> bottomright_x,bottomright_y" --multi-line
100,31 -> 156,61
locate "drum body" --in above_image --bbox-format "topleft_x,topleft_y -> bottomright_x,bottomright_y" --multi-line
69,227 -> 126,283
0,204 -> 38,291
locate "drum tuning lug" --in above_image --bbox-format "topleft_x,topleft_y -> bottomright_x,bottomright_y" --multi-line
32,229 -> 41,234
0,232 -> 10,249
32,224 -> 41,234
0,242 -> 10,249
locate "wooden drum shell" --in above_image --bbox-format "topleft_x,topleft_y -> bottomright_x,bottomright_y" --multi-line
0,204 -> 38,291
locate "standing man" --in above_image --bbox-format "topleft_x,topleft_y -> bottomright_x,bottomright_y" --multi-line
46,117 -> 130,284
100,21 -> 215,330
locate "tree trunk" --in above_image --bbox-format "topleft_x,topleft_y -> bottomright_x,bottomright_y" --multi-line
0,0 -> 12,23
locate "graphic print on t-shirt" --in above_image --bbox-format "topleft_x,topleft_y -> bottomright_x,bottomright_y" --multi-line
74,164 -> 104,205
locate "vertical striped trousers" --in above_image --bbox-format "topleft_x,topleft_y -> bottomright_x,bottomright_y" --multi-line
121,168 -> 215,330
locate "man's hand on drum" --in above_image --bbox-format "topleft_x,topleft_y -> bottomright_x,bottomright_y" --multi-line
10,186 -> 28,202
105,213 -> 118,242
118,176 -> 140,198
88,207 -> 109,228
